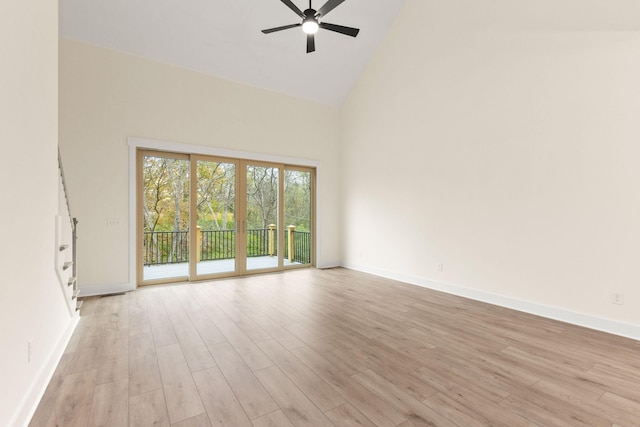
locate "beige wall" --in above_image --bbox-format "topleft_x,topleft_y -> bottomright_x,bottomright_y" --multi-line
0,1 -> 74,425
342,0 -> 640,333
59,39 -> 342,290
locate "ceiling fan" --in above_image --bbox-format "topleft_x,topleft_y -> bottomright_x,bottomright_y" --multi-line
262,0 -> 360,53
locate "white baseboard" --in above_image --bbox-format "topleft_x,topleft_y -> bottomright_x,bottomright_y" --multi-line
78,282 -> 136,297
343,263 -> 640,341
317,260 -> 341,269
10,315 -> 80,427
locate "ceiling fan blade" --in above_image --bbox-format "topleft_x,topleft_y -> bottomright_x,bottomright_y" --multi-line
316,0 -> 347,18
262,23 -> 302,34
307,33 -> 316,53
280,0 -> 305,18
319,22 -> 359,37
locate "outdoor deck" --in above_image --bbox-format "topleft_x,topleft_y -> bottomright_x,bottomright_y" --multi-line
143,256 -> 300,280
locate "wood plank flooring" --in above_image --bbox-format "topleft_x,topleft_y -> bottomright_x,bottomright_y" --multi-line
30,268 -> 640,426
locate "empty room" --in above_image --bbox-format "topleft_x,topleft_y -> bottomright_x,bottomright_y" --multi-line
2,0 -> 640,426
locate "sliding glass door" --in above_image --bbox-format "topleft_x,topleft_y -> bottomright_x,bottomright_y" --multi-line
284,168 -> 313,266
192,157 -> 237,278
245,163 -> 280,271
137,150 -> 314,285
139,152 -> 190,283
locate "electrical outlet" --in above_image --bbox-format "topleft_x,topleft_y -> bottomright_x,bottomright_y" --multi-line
438,263 -> 444,273
28,341 -> 32,363
611,293 -> 624,305
106,217 -> 120,227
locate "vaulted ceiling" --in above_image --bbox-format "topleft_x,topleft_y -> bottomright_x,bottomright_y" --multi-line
59,0 -> 640,106
59,0 -> 406,106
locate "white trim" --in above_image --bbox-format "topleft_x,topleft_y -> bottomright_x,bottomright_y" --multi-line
344,262 -> 640,341
127,137 -> 323,290
11,316 -> 80,427
54,215 -> 75,316
128,137 -> 322,168
77,282 -> 135,298
317,260 -> 341,269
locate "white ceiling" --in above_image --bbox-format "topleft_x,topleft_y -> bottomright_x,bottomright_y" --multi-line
59,0 -> 407,106
59,0 -> 640,106
423,0 -> 640,32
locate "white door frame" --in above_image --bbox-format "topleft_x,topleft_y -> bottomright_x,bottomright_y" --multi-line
128,137 -> 323,289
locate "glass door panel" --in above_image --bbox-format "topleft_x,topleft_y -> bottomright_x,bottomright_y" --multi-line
141,154 -> 190,282
139,151 -> 315,285
284,169 -> 313,266
195,159 -> 237,277
246,164 -> 280,271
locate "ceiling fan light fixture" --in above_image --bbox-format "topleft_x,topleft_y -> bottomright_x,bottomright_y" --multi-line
262,0 -> 360,53
302,18 -> 319,34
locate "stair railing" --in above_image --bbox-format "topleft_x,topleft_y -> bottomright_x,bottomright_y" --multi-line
57,149 -> 81,315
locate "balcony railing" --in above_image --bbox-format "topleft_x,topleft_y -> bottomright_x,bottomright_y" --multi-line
143,228 -> 311,266
143,231 -> 189,265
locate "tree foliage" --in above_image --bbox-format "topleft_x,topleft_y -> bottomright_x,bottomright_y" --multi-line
196,160 -> 236,231
143,156 -> 189,232
284,170 -> 311,232
143,156 -> 312,233
246,165 -> 278,229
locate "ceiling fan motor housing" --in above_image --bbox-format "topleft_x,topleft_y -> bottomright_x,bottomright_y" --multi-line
262,0 -> 359,53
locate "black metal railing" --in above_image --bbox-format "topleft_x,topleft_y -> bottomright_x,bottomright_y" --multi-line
200,229 -> 235,261
246,228 -> 272,258
284,230 -> 311,264
143,229 -> 311,266
143,231 -> 189,265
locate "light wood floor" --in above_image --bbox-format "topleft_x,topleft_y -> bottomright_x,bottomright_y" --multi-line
30,268 -> 640,427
